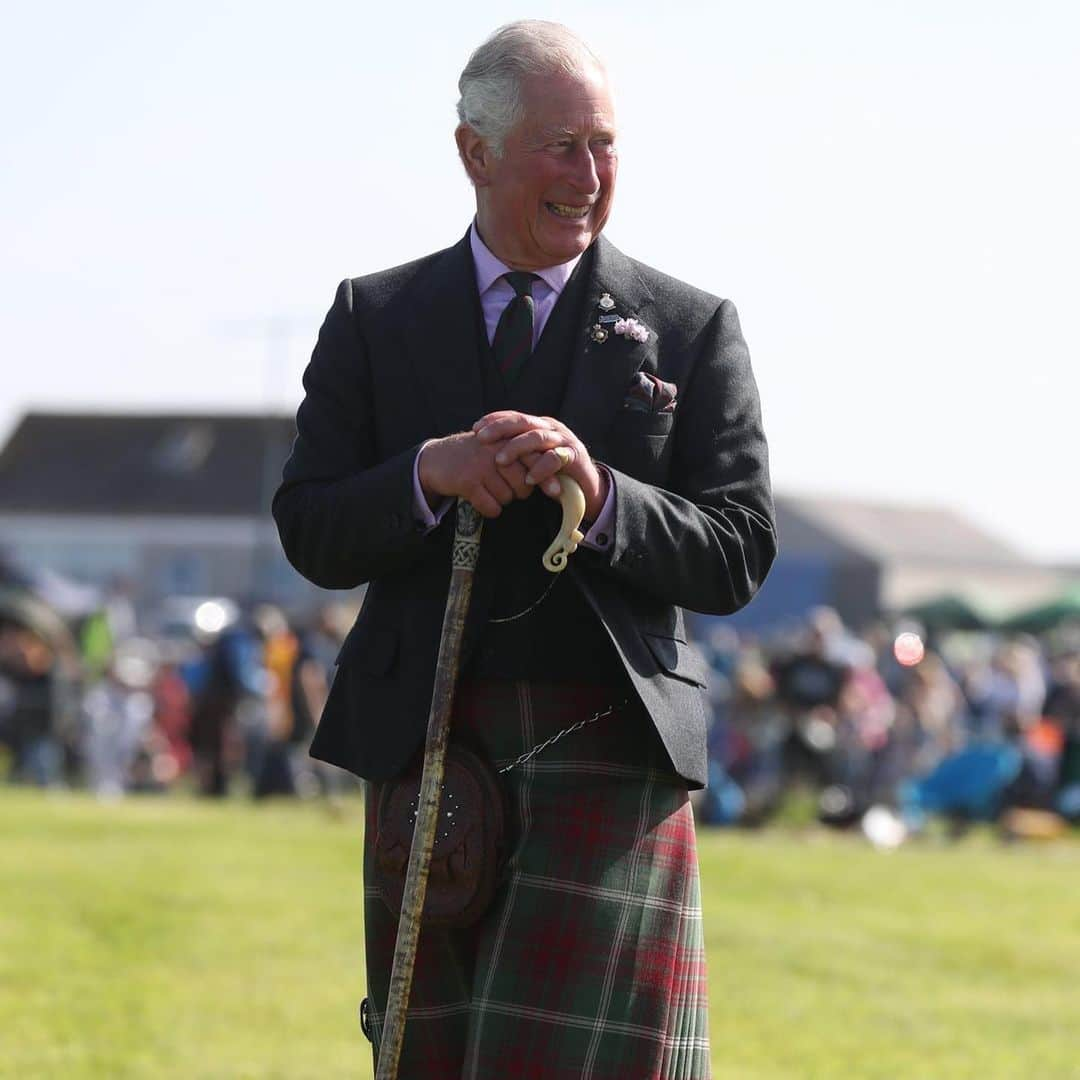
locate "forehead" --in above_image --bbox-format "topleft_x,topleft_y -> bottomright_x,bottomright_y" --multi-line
516,66 -> 617,135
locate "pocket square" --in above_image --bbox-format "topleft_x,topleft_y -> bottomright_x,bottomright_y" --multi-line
624,372 -> 677,414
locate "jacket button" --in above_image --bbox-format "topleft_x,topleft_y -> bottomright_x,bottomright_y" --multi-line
390,512 -> 403,530
596,532 -> 609,546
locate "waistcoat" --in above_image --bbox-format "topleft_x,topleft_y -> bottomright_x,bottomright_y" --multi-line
464,250 -> 625,686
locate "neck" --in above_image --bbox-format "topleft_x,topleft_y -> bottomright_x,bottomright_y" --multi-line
473,215 -> 551,272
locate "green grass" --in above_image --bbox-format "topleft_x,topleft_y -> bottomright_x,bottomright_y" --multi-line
2,791 -> 1078,1079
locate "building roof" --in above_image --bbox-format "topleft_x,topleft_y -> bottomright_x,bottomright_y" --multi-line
780,493 -> 1025,568
0,412 -> 296,517
0,413 -> 1035,573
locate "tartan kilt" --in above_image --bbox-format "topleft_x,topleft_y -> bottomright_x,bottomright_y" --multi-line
363,681 -> 711,1079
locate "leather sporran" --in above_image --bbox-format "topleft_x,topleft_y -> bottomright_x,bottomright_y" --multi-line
373,742 -> 507,929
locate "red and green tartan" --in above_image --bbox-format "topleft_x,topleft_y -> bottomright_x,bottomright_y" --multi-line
363,681 -> 711,1079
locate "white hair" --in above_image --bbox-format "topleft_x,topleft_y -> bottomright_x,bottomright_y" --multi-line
456,20 -> 605,157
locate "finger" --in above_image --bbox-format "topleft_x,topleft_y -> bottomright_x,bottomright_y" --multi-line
523,448 -> 573,492
540,418 -> 592,461
485,471 -> 516,506
549,431 -> 591,475
525,446 -> 574,484
540,416 -> 575,440
477,418 -> 545,443
467,488 -> 502,519
519,415 -> 583,456
520,451 -> 557,496
471,410 -> 518,431
474,411 -> 529,440
493,427 -> 562,466
524,445 -> 576,484
475,413 -> 553,443
496,461 -> 533,501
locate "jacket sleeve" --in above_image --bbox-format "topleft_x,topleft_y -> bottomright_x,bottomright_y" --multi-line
272,279 -> 444,589
585,299 -> 777,615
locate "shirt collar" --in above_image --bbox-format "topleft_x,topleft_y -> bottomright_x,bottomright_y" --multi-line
469,222 -> 582,297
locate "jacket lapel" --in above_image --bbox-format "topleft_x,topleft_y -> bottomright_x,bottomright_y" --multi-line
401,231 -> 487,437
558,235 -> 659,452
400,231 -> 656,445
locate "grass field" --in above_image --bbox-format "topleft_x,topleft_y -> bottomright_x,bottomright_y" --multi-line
2,791 -> 1078,1079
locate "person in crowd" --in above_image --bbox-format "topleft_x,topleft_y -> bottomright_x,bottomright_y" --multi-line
149,648 -> 193,784
189,609 -> 269,796
962,638 -> 1046,740
0,622 -> 65,786
290,605 -> 353,798
770,608 -> 851,787
888,650 -> 967,782
1044,651 -> 1080,819
81,648 -> 155,798
708,647 -> 786,824
251,604 -> 301,798
819,644 -> 896,823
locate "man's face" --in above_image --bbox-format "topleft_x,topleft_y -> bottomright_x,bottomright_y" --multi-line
469,65 -> 618,270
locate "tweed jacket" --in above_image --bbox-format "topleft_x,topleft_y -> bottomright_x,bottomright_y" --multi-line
272,231 -> 776,788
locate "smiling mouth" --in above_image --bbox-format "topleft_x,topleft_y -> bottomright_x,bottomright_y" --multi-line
546,202 -> 591,219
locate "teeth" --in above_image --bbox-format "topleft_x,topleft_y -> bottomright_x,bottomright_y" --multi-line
547,203 -> 590,219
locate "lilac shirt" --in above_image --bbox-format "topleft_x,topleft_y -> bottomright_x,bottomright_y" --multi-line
471,225 -> 581,348
411,225 -> 616,549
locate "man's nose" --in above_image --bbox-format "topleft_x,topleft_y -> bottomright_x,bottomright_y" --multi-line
567,144 -> 600,193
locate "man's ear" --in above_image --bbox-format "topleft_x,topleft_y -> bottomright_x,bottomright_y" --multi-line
455,124 -> 493,187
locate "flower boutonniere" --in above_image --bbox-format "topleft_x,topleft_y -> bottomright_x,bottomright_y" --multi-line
589,293 -> 652,345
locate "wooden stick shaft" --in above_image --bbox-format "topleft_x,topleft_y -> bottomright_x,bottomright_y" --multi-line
375,503 -> 482,1080
374,480 -> 583,1077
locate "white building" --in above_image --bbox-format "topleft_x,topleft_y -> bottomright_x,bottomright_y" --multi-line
0,412 -> 334,616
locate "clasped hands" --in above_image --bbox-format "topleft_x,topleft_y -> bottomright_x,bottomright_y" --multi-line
418,411 -> 608,521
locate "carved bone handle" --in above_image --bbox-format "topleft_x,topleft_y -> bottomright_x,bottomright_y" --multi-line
542,473 -> 586,573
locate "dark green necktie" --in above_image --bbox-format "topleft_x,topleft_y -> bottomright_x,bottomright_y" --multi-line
492,271 -> 539,386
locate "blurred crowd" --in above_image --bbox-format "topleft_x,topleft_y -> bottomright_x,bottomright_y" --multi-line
694,607 -> 1080,842
3,560 -> 1079,843
0,572 -> 355,800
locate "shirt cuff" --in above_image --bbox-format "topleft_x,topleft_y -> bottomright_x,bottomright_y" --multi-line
413,441 -> 453,530
580,465 -> 615,551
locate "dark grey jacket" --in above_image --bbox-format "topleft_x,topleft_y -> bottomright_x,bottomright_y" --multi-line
272,232 -> 776,788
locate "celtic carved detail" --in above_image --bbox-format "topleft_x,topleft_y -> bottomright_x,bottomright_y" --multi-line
452,537 -> 481,570
455,501 -> 482,537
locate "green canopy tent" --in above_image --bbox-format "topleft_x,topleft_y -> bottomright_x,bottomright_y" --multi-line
900,593 -> 992,633
1000,585 -> 1080,635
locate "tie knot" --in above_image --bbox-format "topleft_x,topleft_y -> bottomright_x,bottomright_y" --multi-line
504,271 -> 538,298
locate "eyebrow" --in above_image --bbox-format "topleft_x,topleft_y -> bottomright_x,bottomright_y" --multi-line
537,124 -> 617,141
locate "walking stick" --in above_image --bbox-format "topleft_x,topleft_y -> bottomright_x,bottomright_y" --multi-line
375,466 -> 586,1080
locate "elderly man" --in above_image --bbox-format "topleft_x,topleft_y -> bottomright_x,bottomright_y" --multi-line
273,19 -> 775,1078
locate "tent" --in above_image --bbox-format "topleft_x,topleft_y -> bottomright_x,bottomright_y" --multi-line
901,593 -> 992,632
1000,585 -> 1080,634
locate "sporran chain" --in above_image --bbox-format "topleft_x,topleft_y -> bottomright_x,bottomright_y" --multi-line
497,701 -> 628,775
486,575 -> 559,624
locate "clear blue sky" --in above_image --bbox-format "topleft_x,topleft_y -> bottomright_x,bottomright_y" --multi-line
2,1 -> 1077,561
